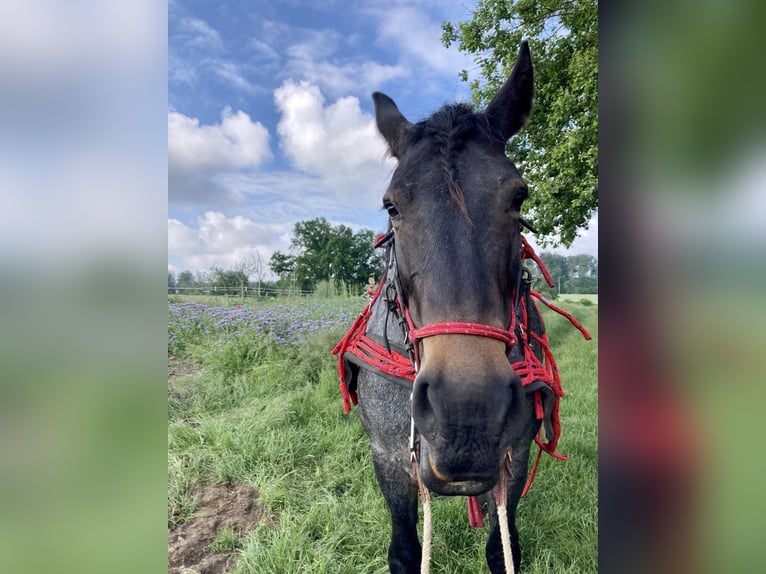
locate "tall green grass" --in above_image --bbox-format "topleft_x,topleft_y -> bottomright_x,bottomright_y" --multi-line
168,298 -> 597,572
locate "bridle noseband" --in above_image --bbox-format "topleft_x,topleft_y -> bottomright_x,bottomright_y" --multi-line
410,323 -> 517,350
376,227 -> 520,372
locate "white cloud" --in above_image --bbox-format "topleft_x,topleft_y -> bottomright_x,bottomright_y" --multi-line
168,218 -> 203,254
169,10 -> 261,94
527,211 -> 599,259
168,107 -> 272,175
177,17 -> 223,53
249,38 -> 280,63
168,86 -> 396,212
282,29 -> 407,97
274,80 -> 393,184
374,5 -> 473,76
168,212 -> 294,276
208,58 -> 261,94
215,169 -> 391,228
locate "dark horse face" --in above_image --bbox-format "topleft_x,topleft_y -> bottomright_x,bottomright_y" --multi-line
373,43 -> 534,496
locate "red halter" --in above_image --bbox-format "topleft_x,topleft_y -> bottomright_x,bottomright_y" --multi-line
376,231 -> 521,369
409,322 -> 517,349
400,303 -> 519,370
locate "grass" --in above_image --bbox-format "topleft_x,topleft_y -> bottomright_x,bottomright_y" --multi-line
556,293 -> 598,305
210,525 -> 245,553
168,296 -> 597,573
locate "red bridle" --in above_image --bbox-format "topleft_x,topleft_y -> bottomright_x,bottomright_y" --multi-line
375,229 -> 522,369
410,323 -> 517,349
402,306 -> 518,369
334,230 -> 592,510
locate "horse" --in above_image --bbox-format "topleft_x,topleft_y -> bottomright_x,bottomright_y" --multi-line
333,41 -> 576,573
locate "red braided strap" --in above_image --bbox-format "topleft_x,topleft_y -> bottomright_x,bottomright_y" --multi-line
521,235 -> 554,287
331,278 -> 387,413
409,322 -> 517,349
530,290 -> 592,340
345,335 -> 416,381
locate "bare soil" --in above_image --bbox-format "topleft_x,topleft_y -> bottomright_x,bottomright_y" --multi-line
168,356 -> 203,381
168,482 -> 275,574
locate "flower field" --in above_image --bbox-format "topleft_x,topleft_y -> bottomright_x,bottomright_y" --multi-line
168,297 -> 363,356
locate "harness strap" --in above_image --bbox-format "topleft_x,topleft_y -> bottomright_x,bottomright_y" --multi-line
531,290 -> 593,341
410,322 -> 517,350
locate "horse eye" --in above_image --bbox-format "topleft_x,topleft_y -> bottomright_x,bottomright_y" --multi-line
512,187 -> 528,210
383,201 -> 399,218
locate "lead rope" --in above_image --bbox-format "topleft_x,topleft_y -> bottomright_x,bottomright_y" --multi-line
412,456 -> 432,574
413,450 -> 515,574
495,450 -> 515,574
409,381 -> 432,573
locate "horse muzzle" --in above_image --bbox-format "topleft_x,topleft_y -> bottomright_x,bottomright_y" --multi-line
417,441 -> 500,496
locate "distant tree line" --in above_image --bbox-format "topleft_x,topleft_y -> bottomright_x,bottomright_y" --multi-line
167,267 -> 276,298
168,217 -> 596,299
534,252 -> 598,298
169,218 -> 383,298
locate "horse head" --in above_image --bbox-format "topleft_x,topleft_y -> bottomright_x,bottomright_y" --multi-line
373,41 -> 534,496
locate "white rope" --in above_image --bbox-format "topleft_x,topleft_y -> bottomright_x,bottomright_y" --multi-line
496,500 -> 515,574
414,458 -> 516,574
495,450 -> 515,574
420,484 -> 432,574
412,456 -> 432,574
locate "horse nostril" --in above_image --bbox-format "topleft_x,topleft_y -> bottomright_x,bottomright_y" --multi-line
509,372 -> 523,393
411,378 -> 437,439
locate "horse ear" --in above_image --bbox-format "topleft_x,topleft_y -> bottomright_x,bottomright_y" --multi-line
485,40 -> 534,142
372,92 -> 412,158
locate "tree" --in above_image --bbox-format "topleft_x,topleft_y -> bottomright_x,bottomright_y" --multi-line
567,275 -> 597,294
211,267 -> 248,297
568,253 -> 597,279
566,253 -> 597,293
533,252 -> 597,295
282,218 -> 382,293
176,270 -> 197,292
168,271 -> 177,294
537,252 -> 570,296
442,0 -> 597,246
233,249 -> 267,299
269,252 -> 295,285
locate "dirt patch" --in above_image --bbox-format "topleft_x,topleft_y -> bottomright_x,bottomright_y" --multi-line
169,356 -> 203,381
168,482 -> 275,574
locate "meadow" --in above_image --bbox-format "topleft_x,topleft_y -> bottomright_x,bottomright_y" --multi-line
168,294 -> 597,573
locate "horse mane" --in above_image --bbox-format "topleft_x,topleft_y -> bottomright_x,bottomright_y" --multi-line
407,104 -> 503,225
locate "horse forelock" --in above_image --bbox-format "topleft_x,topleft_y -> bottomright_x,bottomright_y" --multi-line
407,104 -> 502,226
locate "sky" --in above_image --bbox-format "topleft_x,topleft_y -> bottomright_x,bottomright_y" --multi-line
168,0 -> 598,278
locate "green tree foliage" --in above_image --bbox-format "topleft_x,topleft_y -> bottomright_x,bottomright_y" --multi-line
269,251 -> 296,290
272,218 -> 382,293
176,270 -> 198,292
211,268 -> 249,298
269,252 -> 295,278
442,0 -> 597,246
168,272 -> 177,294
568,253 -> 598,279
534,252 -> 597,295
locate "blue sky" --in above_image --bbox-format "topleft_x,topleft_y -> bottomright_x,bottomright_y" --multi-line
168,0 -> 597,277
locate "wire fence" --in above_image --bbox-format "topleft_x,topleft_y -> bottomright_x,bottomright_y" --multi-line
168,286 -> 314,297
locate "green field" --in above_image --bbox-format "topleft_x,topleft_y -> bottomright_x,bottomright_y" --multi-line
168,296 -> 597,573
555,293 -> 598,305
